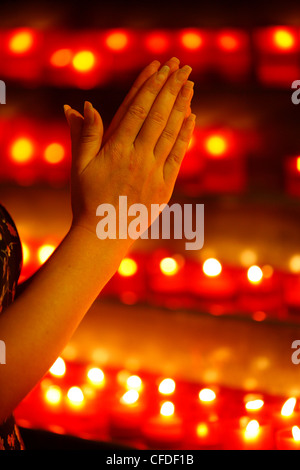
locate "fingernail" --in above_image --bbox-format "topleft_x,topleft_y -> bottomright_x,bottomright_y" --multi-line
188,113 -> 196,123
63,104 -> 70,114
181,81 -> 194,98
176,65 -> 192,83
170,57 -> 180,64
84,101 -> 93,111
156,65 -> 170,82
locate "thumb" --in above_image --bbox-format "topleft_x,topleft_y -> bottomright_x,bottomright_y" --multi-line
64,101 -> 104,174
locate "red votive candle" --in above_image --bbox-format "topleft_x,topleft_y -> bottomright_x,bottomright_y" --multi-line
222,417 -> 274,450
276,426 -> 300,449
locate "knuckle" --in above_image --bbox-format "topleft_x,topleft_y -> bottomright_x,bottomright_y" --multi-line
128,104 -> 148,120
174,100 -> 189,113
167,85 -> 179,97
149,110 -> 165,125
168,151 -> 182,166
161,127 -> 177,142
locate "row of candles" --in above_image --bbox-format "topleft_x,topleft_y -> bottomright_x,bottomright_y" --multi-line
14,356 -> 300,450
0,27 -> 299,88
3,118 -> 300,198
1,119 -> 249,195
18,241 -> 300,322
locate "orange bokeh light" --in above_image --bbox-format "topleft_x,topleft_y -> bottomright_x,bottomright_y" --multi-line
181,31 -> 203,50
273,29 -> 296,50
8,30 -> 34,54
72,50 -> 96,72
218,34 -> 239,51
50,49 -> 72,67
10,138 -> 34,163
44,143 -> 65,164
205,135 -> 228,157
105,32 -> 129,51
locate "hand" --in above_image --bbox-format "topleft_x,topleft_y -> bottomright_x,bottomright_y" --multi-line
64,57 -> 196,241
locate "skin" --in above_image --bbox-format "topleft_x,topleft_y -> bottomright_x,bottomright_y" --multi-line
0,57 -> 195,423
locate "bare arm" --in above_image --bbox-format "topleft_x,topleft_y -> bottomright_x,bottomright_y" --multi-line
0,57 -> 195,423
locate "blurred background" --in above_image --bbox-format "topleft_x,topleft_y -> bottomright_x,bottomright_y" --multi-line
2,0 -> 300,450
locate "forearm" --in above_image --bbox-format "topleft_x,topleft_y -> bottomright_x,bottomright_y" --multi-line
0,224 -> 131,423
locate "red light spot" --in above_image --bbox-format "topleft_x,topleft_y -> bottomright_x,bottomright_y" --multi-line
145,33 -> 169,53
218,34 -> 239,51
50,49 -> 72,67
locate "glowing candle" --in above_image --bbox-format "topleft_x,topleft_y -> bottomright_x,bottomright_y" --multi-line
222,417 -> 274,450
193,415 -> 221,449
142,401 -> 183,448
272,397 -> 300,431
109,390 -> 145,437
276,426 -> 300,450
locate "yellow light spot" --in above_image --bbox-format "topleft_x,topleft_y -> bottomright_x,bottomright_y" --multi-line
245,399 -> 264,411
219,35 -> 238,51
9,30 -> 33,54
181,31 -> 202,50
247,265 -> 263,284
72,50 -> 95,72
196,423 -> 209,437
240,249 -> 257,267
273,29 -> 295,50
50,49 -> 72,67
244,420 -> 260,440
44,143 -> 65,164
118,258 -> 137,277
120,389 -> 139,405
45,385 -> 62,405
11,138 -> 34,163
297,157 -> 300,172
21,242 -> 30,266
199,388 -> 216,403
292,425 -> 300,442
281,397 -> 296,417
158,378 -> 176,395
160,401 -> 175,417
106,32 -> 128,51
126,375 -> 142,391
67,386 -> 84,406
38,244 -> 55,264
87,367 -> 105,386
159,257 -> 179,276
49,357 -> 66,377
205,135 -> 227,157
203,258 -> 222,277
289,255 -> 300,273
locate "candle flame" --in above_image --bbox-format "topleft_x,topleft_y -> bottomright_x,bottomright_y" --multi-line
281,397 -> 296,417
297,157 -> 300,173
49,357 -> 66,377
199,388 -> 216,403
245,399 -> 264,411
126,375 -> 143,391
160,401 -> 175,417
244,420 -> 260,440
292,426 -> 300,442
196,423 -> 209,437
158,378 -> 176,395
120,390 -> 139,405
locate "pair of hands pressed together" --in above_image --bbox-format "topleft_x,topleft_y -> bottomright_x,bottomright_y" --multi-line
64,57 -> 195,239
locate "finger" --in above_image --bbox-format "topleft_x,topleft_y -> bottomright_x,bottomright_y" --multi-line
66,102 -> 104,174
154,80 -> 194,162
113,64 -> 172,147
135,65 -> 192,149
163,113 -> 196,187
103,57 -> 180,146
